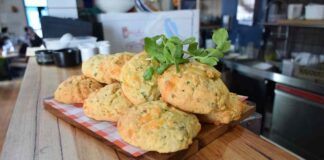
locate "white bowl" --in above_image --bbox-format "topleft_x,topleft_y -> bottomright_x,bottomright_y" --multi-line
96,0 -> 135,13
60,33 -> 73,43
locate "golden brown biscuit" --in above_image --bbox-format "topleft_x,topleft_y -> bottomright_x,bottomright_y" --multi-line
120,52 -> 160,105
117,101 -> 201,153
82,54 -> 115,84
158,62 -> 229,114
83,83 -> 133,122
100,52 -> 134,81
198,93 -> 246,124
54,75 -> 103,104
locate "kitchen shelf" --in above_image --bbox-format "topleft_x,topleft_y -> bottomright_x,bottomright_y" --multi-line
263,20 -> 324,28
200,24 -> 221,30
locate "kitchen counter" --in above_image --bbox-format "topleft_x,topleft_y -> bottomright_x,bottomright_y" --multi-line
0,58 -> 297,160
222,59 -> 324,95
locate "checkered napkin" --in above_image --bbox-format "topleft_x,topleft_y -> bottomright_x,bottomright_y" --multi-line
44,98 -> 147,157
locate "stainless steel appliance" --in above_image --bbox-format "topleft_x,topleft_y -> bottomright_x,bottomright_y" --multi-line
271,84 -> 324,160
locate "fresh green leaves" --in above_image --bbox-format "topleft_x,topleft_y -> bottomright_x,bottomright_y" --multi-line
188,28 -> 231,66
143,35 -> 191,79
143,67 -> 154,80
213,28 -> 231,53
143,28 -> 230,80
213,28 -> 229,46
183,37 -> 196,44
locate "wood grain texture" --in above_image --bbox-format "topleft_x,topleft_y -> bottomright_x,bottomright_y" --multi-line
35,65 -> 64,160
45,98 -> 255,160
57,68 -> 82,160
74,129 -> 119,160
188,126 -> 298,160
43,103 -> 125,157
1,59 -> 41,160
0,79 -> 21,153
277,20 -> 324,28
1,58 -> 119,160
263,20 -> 324,28
197,102 -> 255,148
1,58 -> 296,160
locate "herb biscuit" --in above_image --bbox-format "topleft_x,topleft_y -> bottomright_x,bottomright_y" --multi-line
117,100 -> 201,153
83,83 -> 133,122
198,93 -> 246,124
120,52 -> 160,105
82,54 -> 115,84
101,52 -> 134,81
54,75 -> 104,104
158,62 -> 229,114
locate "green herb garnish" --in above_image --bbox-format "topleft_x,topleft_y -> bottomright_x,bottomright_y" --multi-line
143,28 -> 230,80
143,66 -> 154,80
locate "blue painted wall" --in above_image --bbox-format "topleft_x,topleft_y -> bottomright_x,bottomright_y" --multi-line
222,0 -> 266,48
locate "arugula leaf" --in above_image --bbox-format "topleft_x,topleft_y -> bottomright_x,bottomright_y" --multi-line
143,67 -> 155,80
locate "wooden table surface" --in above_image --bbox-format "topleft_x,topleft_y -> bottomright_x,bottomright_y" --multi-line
0,58 -> 298,160
0,53 -> 19,59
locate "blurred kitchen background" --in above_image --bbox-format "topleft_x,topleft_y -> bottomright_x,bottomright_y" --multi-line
0,0 -> 324,159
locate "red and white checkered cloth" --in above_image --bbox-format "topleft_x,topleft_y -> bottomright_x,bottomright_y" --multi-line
44,98 -> 147,157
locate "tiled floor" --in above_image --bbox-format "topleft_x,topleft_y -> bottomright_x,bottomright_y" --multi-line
0,79 -> 21,153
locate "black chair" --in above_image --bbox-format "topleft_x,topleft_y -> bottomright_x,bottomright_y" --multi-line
0,58 -> 12,80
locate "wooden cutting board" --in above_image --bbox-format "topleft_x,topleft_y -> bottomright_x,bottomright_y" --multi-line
44,101 -> 255,160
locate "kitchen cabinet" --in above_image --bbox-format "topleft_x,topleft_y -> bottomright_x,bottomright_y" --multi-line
271,84 -> 324,160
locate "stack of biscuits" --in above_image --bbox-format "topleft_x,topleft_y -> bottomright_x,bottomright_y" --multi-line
54,51 -> 246,153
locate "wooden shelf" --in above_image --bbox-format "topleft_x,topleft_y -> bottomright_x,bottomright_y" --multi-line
263,20 -> 324,28
200,24 -> 221,30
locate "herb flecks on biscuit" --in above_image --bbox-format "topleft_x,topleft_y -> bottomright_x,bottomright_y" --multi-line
54,75 -> 103,104
83,83 -> 133,122
117,101 -> 201,153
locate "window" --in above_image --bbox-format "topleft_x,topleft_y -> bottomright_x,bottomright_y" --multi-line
24,0 -> 48,37
24,0 -> 47,7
